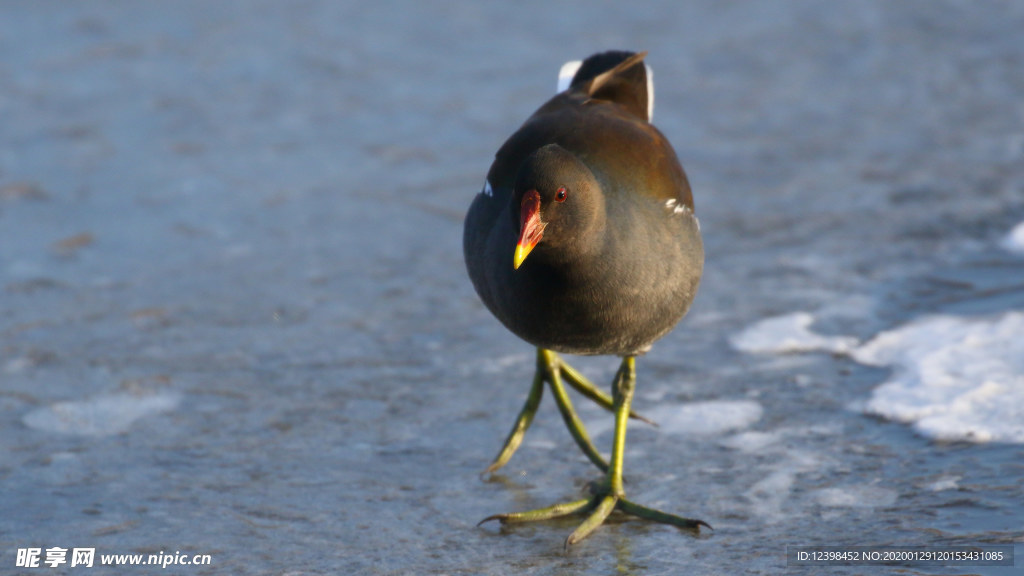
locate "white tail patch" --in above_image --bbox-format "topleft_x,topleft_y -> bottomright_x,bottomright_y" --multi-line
557,60 -> 582,93
557,58 -> 655,121
481,178 -> 493,197
645,63 -> 654,121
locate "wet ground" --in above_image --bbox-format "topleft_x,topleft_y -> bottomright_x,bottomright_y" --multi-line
2,2 -> 1023,574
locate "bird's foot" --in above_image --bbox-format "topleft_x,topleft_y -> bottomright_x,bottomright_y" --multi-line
479,480 -> 709,547
481,356 -> 709,546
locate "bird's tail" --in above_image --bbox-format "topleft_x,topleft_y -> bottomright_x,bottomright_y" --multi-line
556,50 -> 654,122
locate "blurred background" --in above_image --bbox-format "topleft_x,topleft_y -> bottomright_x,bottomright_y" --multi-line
1,1 -> 1022,574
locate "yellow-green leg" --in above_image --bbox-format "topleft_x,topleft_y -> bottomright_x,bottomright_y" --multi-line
482,361 -> 545,476
483,348 -> 655,477
480,356 -> 710,546
484,349 -> 608,475
558,360 -> 657,427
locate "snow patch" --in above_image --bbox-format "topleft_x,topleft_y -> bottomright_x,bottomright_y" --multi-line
733,309 -> 1024,444
729,312 -> 859,355
853,311 -> 1024,444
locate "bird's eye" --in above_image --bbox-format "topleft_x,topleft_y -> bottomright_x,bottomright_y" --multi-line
555,187 -> 568,202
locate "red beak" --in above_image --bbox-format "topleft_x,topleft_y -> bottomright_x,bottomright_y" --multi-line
514,189 -> 544,269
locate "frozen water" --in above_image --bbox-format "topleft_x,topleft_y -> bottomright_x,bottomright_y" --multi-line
23,392 -> 181,437
925,476 -> 961,492
854,312 -> 1024,444
718,430 -> 780,452
729,312 -> 859,354
3,2 -> 1023,575
1002,221 -> 1024,253
645,400 -> 763,436
744,447 -> 822,521
813,485 -> 898,509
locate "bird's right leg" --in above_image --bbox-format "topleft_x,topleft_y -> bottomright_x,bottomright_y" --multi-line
483,348 -> 608,475
558,359 -> 657,426
482,361 -> 544,476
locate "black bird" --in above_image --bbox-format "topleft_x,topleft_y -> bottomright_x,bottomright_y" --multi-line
464,50 -> 707,545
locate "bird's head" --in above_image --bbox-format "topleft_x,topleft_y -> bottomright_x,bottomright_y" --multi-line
510,144 -> 604,269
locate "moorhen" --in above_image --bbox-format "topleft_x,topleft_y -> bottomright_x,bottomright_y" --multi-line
464,50 -> 707,546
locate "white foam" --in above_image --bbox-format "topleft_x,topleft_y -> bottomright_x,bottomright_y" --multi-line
1001,220 -> 1024,253
729,312 -> 859,355
853,311 -> 1024,443
644,400 -> 763,436
23,392 -> 180,437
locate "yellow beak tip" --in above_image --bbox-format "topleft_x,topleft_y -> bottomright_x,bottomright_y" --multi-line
513,244 -> 531,270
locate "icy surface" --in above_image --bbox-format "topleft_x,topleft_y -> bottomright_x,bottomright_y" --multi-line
1002,221 -> 1024,253
854,312 -> 1024,444
729,312 -> 859,354
814,485 -> 898,509
926,476 -> 961,492
2,2 -> 1023,575
718,430 -> 780,453
645,400 -> 763,436
23,392 -> 181,437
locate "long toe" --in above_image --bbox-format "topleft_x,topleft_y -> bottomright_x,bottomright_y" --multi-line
478,498 -> 594,527
617,498 -> 711,532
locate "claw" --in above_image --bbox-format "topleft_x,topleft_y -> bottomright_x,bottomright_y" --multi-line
477,515 -> 504,527
618,498 -> 712,531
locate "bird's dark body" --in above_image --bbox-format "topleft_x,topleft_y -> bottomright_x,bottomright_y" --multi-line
463,51 -> 703,356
